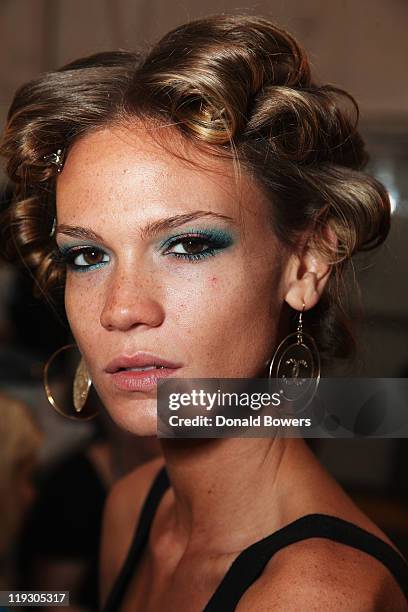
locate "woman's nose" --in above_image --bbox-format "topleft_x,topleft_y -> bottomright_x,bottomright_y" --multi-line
100,271 -> 165,332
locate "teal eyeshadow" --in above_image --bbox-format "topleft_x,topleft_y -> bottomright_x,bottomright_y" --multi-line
57,242 -> 103,254
58,243 -> 81,255
58,228 -> 235,254
158,227 -> 235,250
56,242 -> 110,273
56,227 -> 235,270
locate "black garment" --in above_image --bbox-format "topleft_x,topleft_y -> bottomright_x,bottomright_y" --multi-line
102,465 -> 408,611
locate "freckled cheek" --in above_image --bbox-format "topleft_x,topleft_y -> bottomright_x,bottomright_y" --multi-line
173,275 -> 236,334
167,277 -> 221,340
64,278 -> 100,350
198,270 -> 275,337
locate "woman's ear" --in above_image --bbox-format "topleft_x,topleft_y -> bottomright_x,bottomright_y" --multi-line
283,227 -> 337,310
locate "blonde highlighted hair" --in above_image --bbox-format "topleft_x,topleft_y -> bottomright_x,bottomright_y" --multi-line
0,392 -> 42,575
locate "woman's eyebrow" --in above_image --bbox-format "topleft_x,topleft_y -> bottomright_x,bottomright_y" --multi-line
56,211 -> 236,242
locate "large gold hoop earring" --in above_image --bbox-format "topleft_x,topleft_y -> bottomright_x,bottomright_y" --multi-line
268,303 -> 320,410
43,344 -> 98,421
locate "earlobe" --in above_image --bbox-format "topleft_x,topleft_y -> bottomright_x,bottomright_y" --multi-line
283,249 -> 332,311
284,271 -> 320,311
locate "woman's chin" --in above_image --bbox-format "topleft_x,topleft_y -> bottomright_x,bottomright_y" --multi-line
104,396 -> 159,437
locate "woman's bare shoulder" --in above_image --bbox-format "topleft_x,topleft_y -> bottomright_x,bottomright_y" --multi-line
236,536 -> 408,611
99,456 -> 165,605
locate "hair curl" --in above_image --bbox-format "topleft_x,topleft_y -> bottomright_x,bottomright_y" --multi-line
0,14 -> 391,369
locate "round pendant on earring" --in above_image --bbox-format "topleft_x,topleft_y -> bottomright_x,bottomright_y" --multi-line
268,331 -> 320,409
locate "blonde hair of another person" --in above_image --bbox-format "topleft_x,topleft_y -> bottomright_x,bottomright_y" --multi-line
0,392 -> 42,588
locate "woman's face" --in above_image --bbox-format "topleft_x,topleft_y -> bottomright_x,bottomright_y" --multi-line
56,125 -> 290,435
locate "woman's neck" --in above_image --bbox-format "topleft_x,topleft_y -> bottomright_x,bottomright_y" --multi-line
158,436 -> 313,555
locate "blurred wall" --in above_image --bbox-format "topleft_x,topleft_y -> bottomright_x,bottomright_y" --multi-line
1,0 -> 408,123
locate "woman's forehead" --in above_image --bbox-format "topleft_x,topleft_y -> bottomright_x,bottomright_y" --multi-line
56,125 -> 269,225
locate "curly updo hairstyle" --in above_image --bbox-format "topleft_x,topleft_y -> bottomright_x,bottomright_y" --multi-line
0,14 -> 390,370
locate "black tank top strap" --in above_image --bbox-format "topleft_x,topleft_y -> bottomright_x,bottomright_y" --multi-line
203,513 -> 408,611
102,465 -> 408,611
101,464 -> 170,612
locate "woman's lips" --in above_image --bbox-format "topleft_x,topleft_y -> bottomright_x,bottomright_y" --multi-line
109,366 -> 181,392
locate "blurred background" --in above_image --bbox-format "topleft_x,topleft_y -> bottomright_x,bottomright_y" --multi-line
0,1 -> 407,610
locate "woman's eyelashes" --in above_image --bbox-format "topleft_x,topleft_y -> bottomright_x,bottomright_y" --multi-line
54,245 -> 110,272
55,229 -> 234,272
160,228 -> 234,262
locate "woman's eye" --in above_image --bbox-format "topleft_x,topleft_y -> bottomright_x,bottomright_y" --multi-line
56,246 -> 110,271
73,248 -> 109,267
163,235 -> 226,261
56,231 -> 232,271
169,238 -> 209,256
